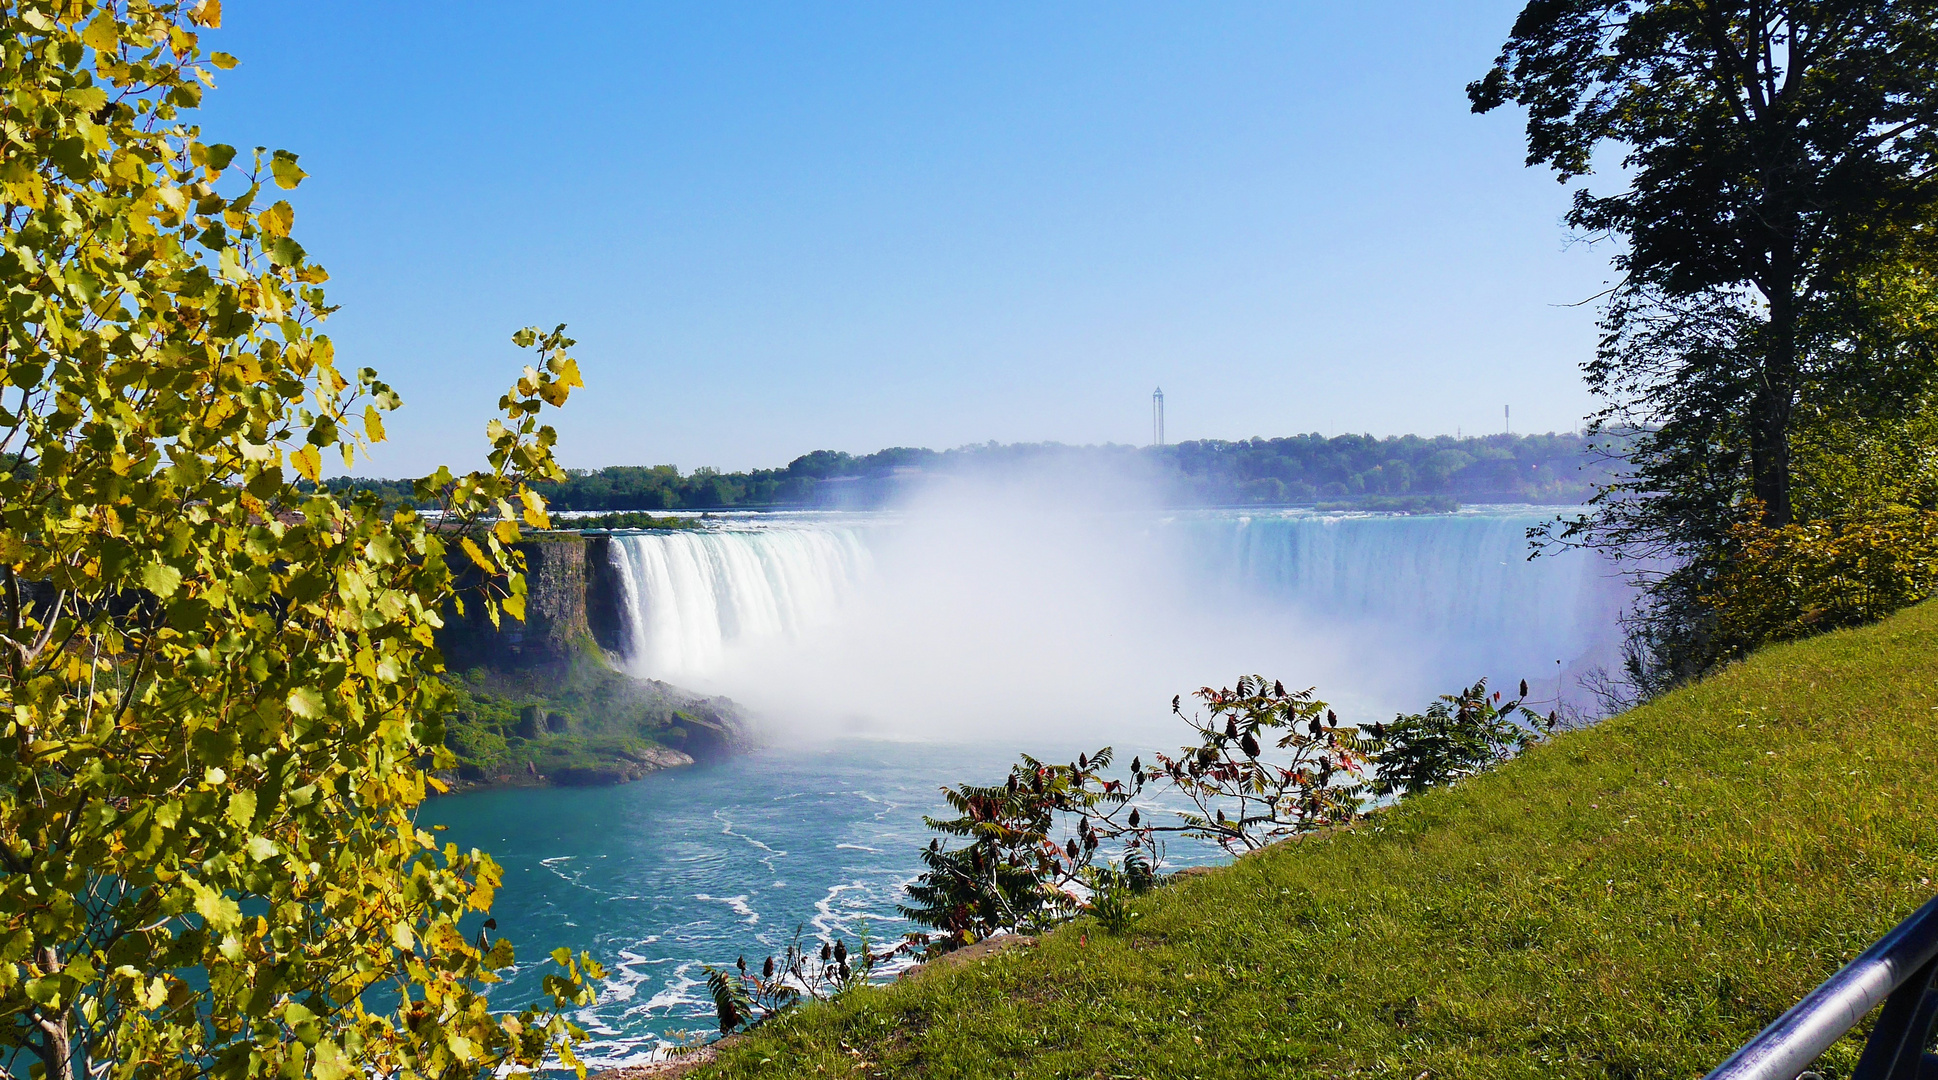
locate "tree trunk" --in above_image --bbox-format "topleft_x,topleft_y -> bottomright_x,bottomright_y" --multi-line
1749,380 -> 1793,526
1751,282 -> 1798,528
33,946 -> 74,1080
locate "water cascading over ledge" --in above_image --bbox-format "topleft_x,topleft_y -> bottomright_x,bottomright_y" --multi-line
591,528 -> 874,683
586,511 -> 1629,713
1179,512 -> 1624,671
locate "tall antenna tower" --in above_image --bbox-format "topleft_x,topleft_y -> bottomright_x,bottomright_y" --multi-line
1504,404 -> 1511,435
1152,387 -> 1165,446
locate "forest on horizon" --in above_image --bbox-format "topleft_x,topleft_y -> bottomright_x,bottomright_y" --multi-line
324,430 -> 1620,512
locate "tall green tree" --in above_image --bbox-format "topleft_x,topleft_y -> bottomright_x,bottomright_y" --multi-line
1474,2 -> 1938,687
0,5 -> 598,1080
1472,1 -> 1938,531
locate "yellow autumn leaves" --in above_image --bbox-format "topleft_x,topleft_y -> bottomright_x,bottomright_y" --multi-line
0,5 -> 599,1080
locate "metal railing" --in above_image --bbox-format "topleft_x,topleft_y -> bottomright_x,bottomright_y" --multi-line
1706,895 -> 1938,1080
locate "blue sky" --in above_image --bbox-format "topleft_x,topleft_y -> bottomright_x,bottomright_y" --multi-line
197,2 -> 1611,476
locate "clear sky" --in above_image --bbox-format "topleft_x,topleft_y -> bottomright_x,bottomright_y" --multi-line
196,2 -> 1611,476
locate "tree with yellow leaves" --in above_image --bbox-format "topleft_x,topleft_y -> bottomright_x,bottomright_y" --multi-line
0,4 -> 600,1080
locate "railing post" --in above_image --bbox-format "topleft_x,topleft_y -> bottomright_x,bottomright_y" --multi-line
1852,957 -> 1938,1080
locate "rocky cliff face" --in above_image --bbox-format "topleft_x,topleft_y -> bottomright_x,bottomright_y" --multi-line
583,533 -> 629,655
432,530 -> 755,791
439,533 -> 590,669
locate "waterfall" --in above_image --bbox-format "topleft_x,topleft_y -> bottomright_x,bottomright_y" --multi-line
604,527 -> 874,682
601,509 -> 1629,732
1173,511 -> 1623,676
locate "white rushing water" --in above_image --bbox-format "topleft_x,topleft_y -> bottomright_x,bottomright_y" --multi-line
1180,511 -> 1618,682
604,522 -> 875,680
599,507 -> 1628,738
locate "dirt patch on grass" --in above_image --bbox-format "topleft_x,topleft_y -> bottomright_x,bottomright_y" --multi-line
895,934 -> 1035,983
593,1047 -> 718,1080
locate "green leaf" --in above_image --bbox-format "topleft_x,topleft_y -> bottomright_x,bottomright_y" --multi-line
287,687 -> 325,719
210,51 -> 239,70
270,150 -> 306,190
23,977 -> 61,1007
142,562 -> 183,598
226,790 -> 257,829
312,1040 -> 351,1080
81,14 -> 118,53
192,886 -> 242,933
267,236 -> 304,268
367,534 -> 402,565
50,138 -> 95,180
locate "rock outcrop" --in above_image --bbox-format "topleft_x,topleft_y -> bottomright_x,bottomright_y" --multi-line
432,529 -> 756,791
583,533 -> 630,655
551,746 -> 695,787
439,533 -> 591,670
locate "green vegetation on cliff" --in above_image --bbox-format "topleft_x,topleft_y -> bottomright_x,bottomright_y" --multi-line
438,647 -> 745,789
698,601 -> 1938,1079
427,529 -> 750,790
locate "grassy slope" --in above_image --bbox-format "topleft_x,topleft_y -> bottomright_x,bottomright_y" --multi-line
700,602 -> 1938,1079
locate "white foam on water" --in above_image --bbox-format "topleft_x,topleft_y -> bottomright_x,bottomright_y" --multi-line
692,894 -> 760,925
712,809 -> 786,871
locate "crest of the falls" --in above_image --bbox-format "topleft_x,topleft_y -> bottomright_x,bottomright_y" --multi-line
600,509 -> 1627,732
1180,512 -> 1619,670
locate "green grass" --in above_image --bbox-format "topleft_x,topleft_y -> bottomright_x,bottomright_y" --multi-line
698,602 -> 1938,1079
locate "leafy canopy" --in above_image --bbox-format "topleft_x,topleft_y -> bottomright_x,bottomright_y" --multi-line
1473,1 -> 1938,527
899,749 -> 1147,953
1476,0 -> 1938,684
1150,677 -> 1370,854
1366,679 -> 1550,798
0,5 -> 597,1080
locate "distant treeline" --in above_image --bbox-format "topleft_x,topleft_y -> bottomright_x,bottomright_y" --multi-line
321,432 -> 1619,512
